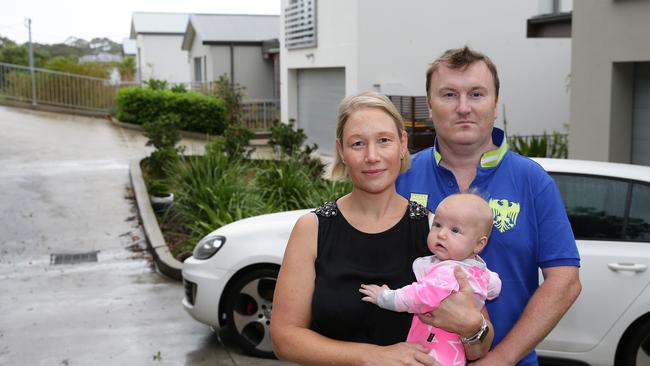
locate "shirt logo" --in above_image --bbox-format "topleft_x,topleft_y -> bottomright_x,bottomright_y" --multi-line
410,193 -> 428,207
489,198 -> 520,233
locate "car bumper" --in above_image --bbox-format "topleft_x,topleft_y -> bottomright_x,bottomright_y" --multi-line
182,256 -> 232,328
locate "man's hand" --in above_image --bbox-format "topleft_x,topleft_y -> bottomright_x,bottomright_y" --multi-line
417,266 -> 482,337
359,284 -> 389,305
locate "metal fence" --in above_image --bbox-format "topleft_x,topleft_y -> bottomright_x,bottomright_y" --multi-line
242,99 -> 280,131
387,95 -> 432,125
0,62 -> 120,113
0,64 -> 280,132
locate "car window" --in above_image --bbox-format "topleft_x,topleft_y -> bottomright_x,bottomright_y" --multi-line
551,174 -> 628,240
627,182 -> 650,241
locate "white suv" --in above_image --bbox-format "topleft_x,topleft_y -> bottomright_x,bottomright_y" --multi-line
182,158 -> 650,365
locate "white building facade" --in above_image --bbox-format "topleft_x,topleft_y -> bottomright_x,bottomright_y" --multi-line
181,14 -> 279,100
280,0 -> 572,156
130,12 -> 191,83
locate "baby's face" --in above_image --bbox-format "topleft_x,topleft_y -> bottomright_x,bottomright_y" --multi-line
428,197 -> 488,261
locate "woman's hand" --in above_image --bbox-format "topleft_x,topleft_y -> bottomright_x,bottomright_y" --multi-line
363,342 -> 441,366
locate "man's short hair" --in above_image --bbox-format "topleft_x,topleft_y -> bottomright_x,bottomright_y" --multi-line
426,46 -> 500,98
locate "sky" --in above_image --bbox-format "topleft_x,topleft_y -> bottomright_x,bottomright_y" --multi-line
0,0 -> 281,45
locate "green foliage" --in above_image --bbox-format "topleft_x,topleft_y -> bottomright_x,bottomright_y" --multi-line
117,56 -> 136,81
144,79 -> 169,90
143,114 -> 181,150
204,130 -> 255,159
212,74 -> 245,125
169,154 -> 260,243
0,44 -> 48,67
142,114 -> 182,178
510,131 -> 568,158
269,119 -> 318,157
115,87 -> 226,134
223,125 -> 255,159
0,35 -> 123,68
170,83 -> 188,93
255,159 -> 315,211
44,56 -> 110,78
146,177 -> 171,196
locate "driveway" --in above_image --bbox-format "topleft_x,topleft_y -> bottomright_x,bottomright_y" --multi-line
0,106 -> 291,365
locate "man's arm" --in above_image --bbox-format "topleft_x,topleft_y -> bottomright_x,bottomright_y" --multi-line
471,265 -> 581,365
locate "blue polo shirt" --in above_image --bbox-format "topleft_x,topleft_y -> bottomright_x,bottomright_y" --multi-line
396,128 -> 580,366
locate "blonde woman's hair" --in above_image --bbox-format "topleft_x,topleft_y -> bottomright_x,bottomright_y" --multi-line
325,91 -> 411,180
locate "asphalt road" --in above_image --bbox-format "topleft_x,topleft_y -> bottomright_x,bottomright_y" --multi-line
0,106 -> 291,366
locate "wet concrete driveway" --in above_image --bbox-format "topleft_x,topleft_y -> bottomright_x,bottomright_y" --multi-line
0,106 -> 291,365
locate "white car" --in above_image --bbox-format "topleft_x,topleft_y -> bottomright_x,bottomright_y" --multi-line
182,158 -> 650,365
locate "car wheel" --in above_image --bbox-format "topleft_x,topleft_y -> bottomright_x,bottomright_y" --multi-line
615,319 -> 650,366
225,268 -> 278,358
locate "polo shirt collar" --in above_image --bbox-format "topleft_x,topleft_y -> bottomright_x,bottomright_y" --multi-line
433,127 -> 508,168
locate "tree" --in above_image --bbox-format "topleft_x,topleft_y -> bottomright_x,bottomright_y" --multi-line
0,44 -> 48,67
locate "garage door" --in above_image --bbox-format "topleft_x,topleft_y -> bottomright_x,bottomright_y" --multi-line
297,68 -> 345,156
632,62 -> 650,166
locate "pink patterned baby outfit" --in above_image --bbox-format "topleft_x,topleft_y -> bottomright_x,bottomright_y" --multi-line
376,255 -> 501,366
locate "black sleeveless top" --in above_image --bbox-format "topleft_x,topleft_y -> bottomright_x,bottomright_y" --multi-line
310,200 -> 430,345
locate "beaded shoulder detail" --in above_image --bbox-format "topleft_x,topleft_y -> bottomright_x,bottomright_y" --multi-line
407,201 -> 429,220
314,201 -> 338,218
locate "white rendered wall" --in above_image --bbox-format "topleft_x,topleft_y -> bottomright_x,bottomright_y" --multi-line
356,0 -> 571,136
569,0 -> 650,162
136,34 -> 190,83
281,0 -> 571,136
207,45 -> 230,83
280,0 -> 359,123
188,35 -> 210,82
234,46 -> 275,100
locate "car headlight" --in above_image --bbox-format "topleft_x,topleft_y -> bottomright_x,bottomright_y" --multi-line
192,234 -> 226,260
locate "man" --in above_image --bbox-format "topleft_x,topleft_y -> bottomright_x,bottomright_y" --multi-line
396,46 -> 581,365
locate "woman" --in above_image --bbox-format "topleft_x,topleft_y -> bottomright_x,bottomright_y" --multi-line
271,92 -> 491,365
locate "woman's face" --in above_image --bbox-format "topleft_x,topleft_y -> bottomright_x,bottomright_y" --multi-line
337,107 -> 407,195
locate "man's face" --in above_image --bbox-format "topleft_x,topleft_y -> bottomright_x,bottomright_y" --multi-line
427,61 -> 498,149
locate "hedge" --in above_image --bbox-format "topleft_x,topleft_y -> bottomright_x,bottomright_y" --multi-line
115,87 -> 226,135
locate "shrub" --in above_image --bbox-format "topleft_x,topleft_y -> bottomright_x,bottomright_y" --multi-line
170,154 -> 260,243
170,83 -> 188,93
115,87 -> 226,134
169,91 -> 226,134
255,159 -> 315,211
117,56 -> 136,81
222,125 -> 255,159
143,113 -> 181,150
510,131 -> 568,158
143,114 -> 181,178
212,74 -> 244,124
44,56 -> 110,78
269,119 -> 318,157
144,79 -> 169,90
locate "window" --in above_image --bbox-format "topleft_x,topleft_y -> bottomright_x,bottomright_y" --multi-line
193,57 -> 202,82
551,174 -> 629,240
627,183 -> 650,241
284,0 -> 317,49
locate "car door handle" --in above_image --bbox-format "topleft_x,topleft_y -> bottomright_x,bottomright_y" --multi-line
607,263 -> 648,273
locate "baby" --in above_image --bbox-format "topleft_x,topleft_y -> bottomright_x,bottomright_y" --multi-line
359,193 -> 501,366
